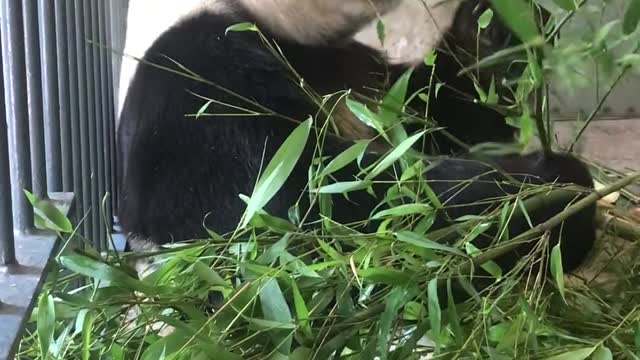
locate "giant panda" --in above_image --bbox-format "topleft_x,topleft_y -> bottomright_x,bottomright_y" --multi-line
116,0 -> 596,284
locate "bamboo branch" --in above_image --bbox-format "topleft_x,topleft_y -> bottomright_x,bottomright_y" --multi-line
596,210 -> 640,242
329,173 -> 639,332
451,172 -> 640,277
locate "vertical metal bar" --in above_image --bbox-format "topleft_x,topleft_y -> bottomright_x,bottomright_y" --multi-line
102,0 -> 118,231
38,0 -> 61,192
74,0 -> 92,238
97,0 -> 113,239
55,0 -> 72,192
109,0 -> 120,104
0,49 -> 16,265
89,0 -> 104,250
67,0 -> 83,231
105,0 -> 118,224
82,0 -> 98,247
23,0 -> 47,200
0,0 -> 34,234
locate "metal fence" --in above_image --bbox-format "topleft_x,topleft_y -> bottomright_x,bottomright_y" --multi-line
0,1 -> 128,358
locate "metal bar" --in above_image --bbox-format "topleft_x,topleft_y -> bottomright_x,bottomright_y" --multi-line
23,0 -> 47,200
89,0 -> 104,250
38,0 -> 61,192
83,0 -> 99,247
0,48 -> 15,265
106,0 -> 118,224
109,0 -> 121,105
66,0 -> 83,229
54,0 -> 72,192
98,0 -> 113,238
74,0 -> 91,238
0,0 -> 34,234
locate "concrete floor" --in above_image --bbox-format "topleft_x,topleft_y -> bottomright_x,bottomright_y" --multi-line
555,119 -> 640,174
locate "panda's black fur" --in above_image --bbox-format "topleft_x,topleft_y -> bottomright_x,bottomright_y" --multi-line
117,0 -> 596,278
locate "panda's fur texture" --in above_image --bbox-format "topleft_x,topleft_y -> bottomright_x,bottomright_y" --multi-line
117,0 -> 596,280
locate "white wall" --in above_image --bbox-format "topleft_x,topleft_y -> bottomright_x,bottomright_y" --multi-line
116,0 -> 222,122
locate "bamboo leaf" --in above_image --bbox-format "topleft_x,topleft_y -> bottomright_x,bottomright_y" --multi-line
225,22 -> 257,34
550,243 -> 566,302
316,180 -> 372,194
553,0 -> 577,11
395,230 -> 466,257
544,347 -> 596,360
623,0 -> 640,35
478,8 -> 494,29
427,278 -> 442,353
491,0 -> 542,43
242,117 -> 311,227
24,190 -> 72,233
259,278 -> 294,354
37,292 -> 55,360
318,141 -> 369,178
366,130 -> 425,179
371,203 -> 432,219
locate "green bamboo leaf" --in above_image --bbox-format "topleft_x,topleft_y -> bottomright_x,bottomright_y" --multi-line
618,53 -> 640,67
424,50 -> 437,66
427,278 -> 442,353
259,278 -> 294,354
371,203 -> 432,219
544,347 -> 596,360
81,310 -> 93,360
593,20 -> 620,48
376,19 -> 386,46
550,243 -> 566,302
193,261 -> 230,288
242,117 -> 311,227
478,8 -> 494,29
318,141 -> 369,178
624,0 -> 640,35
395,230 -> 466,257
24,190 -> 73,233
377,286 -> 418,360
447,278 -> 464,346
59,254 -> 158,295
474,82 -> 488,103
553,0 -> 577,11
366,130 -> 425,179
345,98 -> 387,141
358,267 -> 412,286
291,347 -> 314,360
592,345 -> 613,360
290,279 -> 312,338
465,242 -> 503,279
402,301 -> 426,320
379,68 -> 413,144
195,100 -> 212,119
37,292 -> 55,360
491,0 -> 542,44
316,180 -> 372,194
225,22 -> 257,35
486,76 -> 498,105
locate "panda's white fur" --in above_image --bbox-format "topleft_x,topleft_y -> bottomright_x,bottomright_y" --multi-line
355,0 -> 463,64
115,0 -> 463,127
